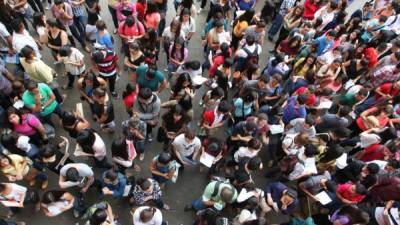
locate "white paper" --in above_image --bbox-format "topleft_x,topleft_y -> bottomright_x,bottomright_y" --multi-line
315,191 -> 332,205
192,76 -> 208,86
0,200 -> 22,207
5,54 -> 18,64
336,153 -> 348,169
270,125 -> 284,134
47,201 -> 69,216
218,32 -> 231,45
317,100 -> 333,109
199,152 -> 216,168
123,184 -> 132,197
237,189 -> 255,203
76,103 -> 84,118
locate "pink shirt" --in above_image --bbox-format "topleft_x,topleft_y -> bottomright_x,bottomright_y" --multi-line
145,13 -> 161,30
51,3 -> 74,27
13,114 -> 40,136
118,21 -> 145,39
116,3 -> 136,22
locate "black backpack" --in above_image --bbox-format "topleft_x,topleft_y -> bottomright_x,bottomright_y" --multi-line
243,46 -> 259,66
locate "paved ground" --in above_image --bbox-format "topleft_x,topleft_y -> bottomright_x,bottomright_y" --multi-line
4,0 -> 364,224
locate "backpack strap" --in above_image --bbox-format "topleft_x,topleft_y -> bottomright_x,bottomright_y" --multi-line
211,181 -> 222,198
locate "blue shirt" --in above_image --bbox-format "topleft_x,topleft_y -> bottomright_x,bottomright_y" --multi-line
101,172 -> 127,198
96,32 -> 114,50
315,35 -> 333,56
264,182 -> 299,214
283,96 -> 306,124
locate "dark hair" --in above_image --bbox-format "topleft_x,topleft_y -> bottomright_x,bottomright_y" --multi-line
111,137 -> 129,160
184,127 -> 197,140
27,81 -> 39,91
104,170 -> 118,182
138,87 -> 153,100
59,45 -> 72,57
304,144 -> 317,157
90,208 -> 108,225
41,191 -> 64,204
305,115 -> 316,126
338,106 -> 352,117
137,178 -> 152,190
40,144 -> 57,158
173,72 -> 192,96
54,0 -> 63,5
248,138 -> 261,150
47,18 -> 60,28
180,0 -> 194,10
20,45 -> 35,60
95,20 -> 107,31
297,93 -> 308,105
76,129 -> 96,153
140,207 -> 157,223
247,156 -> 262,171
33,12 -> 46,29
366,163 -> 380,175
178,94 -> 193,111
320,145 -> 344,163
217,101 -> 230,113
65,167 -> 80,182
238,8 -> 255,23
171,36 -> 186,63
158,152 -> 172,164
145,2 -> 159,15
387,159 -> 400,169
184,60 -> 201,70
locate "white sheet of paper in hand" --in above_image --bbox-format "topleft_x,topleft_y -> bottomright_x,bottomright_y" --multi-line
199,152 -> 215,168
237,188 -> 255,203
0,200 -> 22,207
270,125 -> 284,134
315,191 -> 332,205
192,76 -> 208,86
47,201 -> 69,216
318,100 -> 333,109
74,144 -> 86,157
76,103 -> 84,118
123,185 -> 132,197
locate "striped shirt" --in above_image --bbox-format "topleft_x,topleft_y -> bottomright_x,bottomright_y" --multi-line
93,50 -> 118,77
69,0 -> 86,17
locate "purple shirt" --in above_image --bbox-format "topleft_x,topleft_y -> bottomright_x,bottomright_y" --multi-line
168,45 -> 188,66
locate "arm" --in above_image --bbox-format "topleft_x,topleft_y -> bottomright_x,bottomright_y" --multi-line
150,160 -> 168,177
59,175 -> 79,189
157,80 -> 168,94
112,177 -> 127,198
299,181 -> 319,201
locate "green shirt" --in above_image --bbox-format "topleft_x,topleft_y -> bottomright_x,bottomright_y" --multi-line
202,181 -> 238,210
136,65 -> 165,92
22,83 -> 57,116
339,93 -> 357,106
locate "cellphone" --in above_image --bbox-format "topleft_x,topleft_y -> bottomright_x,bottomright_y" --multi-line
80,177 -> 88,185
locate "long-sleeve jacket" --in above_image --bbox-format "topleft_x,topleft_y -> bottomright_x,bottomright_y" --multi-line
133,95 -> 161,121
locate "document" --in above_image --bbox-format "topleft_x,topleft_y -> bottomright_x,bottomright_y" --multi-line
270,125 -> 284,134
199,152 -> 215,168
315,191 -> 332,205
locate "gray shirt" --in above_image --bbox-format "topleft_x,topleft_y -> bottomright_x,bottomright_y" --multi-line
302,175 -> 329,194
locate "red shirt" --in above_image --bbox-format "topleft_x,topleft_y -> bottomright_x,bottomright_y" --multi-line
208,55 -> 225,77
123,92 -> 137,109
337,183 -> 365,203
375,82 -> 400,100
294,87 -> 316,106
303,0 -> 320,20
136,2 -> 146,21
364,48 -> 378,68
359,143 -> 385,162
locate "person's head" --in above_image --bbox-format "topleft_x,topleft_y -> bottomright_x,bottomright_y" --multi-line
255,20 -> 266,31
0,184 -> 6,193
248,138 -> 261,151
40,144 -> 57,159
59,45 -> 72,58
138,87 -> 153,103
304,143 -> 317,158
270,74 -> 282,85
33,12 -> 46,28
378,15 -> 388,24
111,137 -> 128,159
217,101 -> 230,115
137,178 -> 153,192
54,0 -> 64,8
245,34 -> 256,46
173,36 -> 185,50
297,93 -> 308,105
282,188 -> 297,206
103,170 -> 119,185
122,83 -> 136,100
6,107 -> 22,125
288,35 -> 302,48
41,191 -> 58,204
65,167 -> 80,182
214,20 -> 224,33
257,76 -> 268,88
128,42 -> 140,55
169,19 -> 181,33
220,187 -> 234,203
76,129 -> 96,147
180,8 -> 191,22
95,20 -> 107,31
20,45 -> 36,60
328,1 -> 338,10
245,121 -> 257,133
294,5 -> 304,16
90,208 -> 108,225
356,88 -> 369,101
295,132 -> 310,146
239,8 -> 255,23
121,0 -> 131,5
157,152 -> 172,165
350,183 -> 367,195
246,156 -> 262,171
26,81 -> 39,94
338,105 -> 352,117
0,154 -> 11,168
47,18 -> 60,32
385,159 -> 400,173
92,49 -> 106,63
326,30 -> 337,42
183,60 -> 201,71
175,72 -> 192,90
184,127 -> 197,143
139,207 -> 157,223
145,66 -> 157,80
171,104 -> 185,121
304,115 -> 316,128
92,87 -> 107,103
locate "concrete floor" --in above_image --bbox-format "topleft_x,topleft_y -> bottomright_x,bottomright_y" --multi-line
7,0 -> 364,224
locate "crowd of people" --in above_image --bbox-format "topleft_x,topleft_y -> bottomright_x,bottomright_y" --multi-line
0,0 -> 400,224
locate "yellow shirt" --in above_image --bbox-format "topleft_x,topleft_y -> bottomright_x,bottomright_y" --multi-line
1,154 -> 30,177
233,21 -> 248,37
20,58 -> 54,84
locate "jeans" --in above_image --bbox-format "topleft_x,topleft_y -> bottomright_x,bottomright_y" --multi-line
69,23 -> 86,48
108,5 -> 118,29
268,13 -> 284,38
39,104 -> 65,127
100,73 -> 117,93
192,198 -> 207,211
135,140 -> 145,154
73,15 -> 87,36
26,144 -> 39,159
167,63 -> 179,79
27,0 -> 44,12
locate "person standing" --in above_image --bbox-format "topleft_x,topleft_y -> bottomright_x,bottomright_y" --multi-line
107,0 -> 120,34
58,45 -> 86,89
267,0 -> 298,42
91,48 -> 120,98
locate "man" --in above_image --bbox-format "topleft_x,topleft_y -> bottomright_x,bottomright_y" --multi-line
201,100 -> 230,137
172,128 -> 201,169
282,93 -> 307,124
242,20 -> 266,46
122,115 -> 147,160
92,87 -> 115,133
315,106 -> 351,133
241,76 -> 269,101
188,180 -> 238,212
299,173 -> 333,203
136,64 -> 168,93
97,169 -> 127,199
59,163 -> 94,193
91,48 -> 120,98
337,88 -> 369,109
11,19 -> 41,59
315,30 -> 336,56
22,81 -> 63,125
228,120 -> 257,154
371,63 -> 400,88
52,0 -> 89,52
267,0 -> 297,41
133,87 -> 161,141
285,115 -> 316,137
264,182 -> 299,214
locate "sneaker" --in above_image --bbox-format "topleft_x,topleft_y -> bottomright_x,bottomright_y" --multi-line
73,209 -> 80,218
147,133 -> 153,142
111,91 -> 119,98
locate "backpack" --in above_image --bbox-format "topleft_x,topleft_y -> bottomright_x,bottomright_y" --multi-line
278,154 -> 299,174
243,46 -> 259,66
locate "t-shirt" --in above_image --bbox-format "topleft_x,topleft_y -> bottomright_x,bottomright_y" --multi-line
234,147 -> 259,162
1,154 -> 30,177
202,181 -> 238,208
86,24 -> 97,42
51,3 -> 74,27
145,13 -> 161,30
13,114 -> 40,136
176,17 -> 196,39
92,50 -> 118,77
1,183 -> 27,202
96,32 -> 114,50
22,83 -> 58,117
12,30 -> 41,59
61,48 -> 85,75
337,183 -> 365,203
136,65 -> 165,91
283,96 -> 307,124
234,98 -> 254,118
302,175 -> 329,194
60,163 -> 94,178
118,21 -> 145,39
20,58 -> 53,84
132,206 -> 163,225
172,133 -> 201,157
288,118 -> 316,137
92,133 -> 106,160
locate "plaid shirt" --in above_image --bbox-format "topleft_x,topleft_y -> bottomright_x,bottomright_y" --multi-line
372,64 -> 399,88
279,0 -> 297,16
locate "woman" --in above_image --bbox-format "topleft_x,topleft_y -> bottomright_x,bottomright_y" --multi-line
161,20 -> 184,62
341,58 -> 369,84
159,105 -> 190,151
45,18 -> 68,59
231,9 -> 255,50
144,3 -> 161,31
0,183 -> 40,218
150,152 -> 177,188
330,206 -> 370,225
60,111 -> 91,139
276,35 -> 302,59
132,206 -> 164,225
39,143 -> 74,175
176,0 -> 196,17
136,0 -> 147,21
275,6 -> 304,50
208,43 -> 231,77
95,20 -> 114,50
92,87 -> 116,133
128,178 -> 169,210
171,72 -> 194,100
32,12 -> 47,44
122,83 -> 138,116
0,154 -> 48,189
7,107 -> 48,146
303,0 -> 321,20
58,45 -> 86,89
168,37 -> 189,78
176,8 -> 196,42
292,54 -> 317,77
354,105 -> 393,132
206,20 -> 229,56
233,91 -> 258,123
85,203 -> 118,225
138,28 -> 158,65
77,72 -> 107,111
76,129 -> 111,169
111,137 -> 138,174
124,42 -> 145,83
118,15 -> 145,53
1,132 -> 40,160
116,0 -> 136,23
41,191 -> 75,217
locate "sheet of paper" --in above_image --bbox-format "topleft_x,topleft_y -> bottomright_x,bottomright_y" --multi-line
199,152 -> 215,168
47,201 -> 68,216
76,103 -> 84,118
336,153 -> 348,169
270,125 -> 284,134
237,188 -> 256,203
123,185 -> 132,197
318,100 -> 333,109
192,76 -> 208,86
315,191 -> 332,205
0,200 -> 22,207
74,144 -> 86,157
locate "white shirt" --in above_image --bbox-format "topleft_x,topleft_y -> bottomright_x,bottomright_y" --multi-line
12,30 -> 41,59
93,133 -> 106,160
385,14 -> 400,34
60,163 -> 94,177
0,22 -> 10,48
234,147 -> 259,162
375,207 -> 400,225
314,6 -> 335,29
132,206 -> 163,225
172,134 -> 201,157
61,48 -> 85,75
175,17 -> 196,39
1,183 -> 27,202
236,44 -> 262,58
